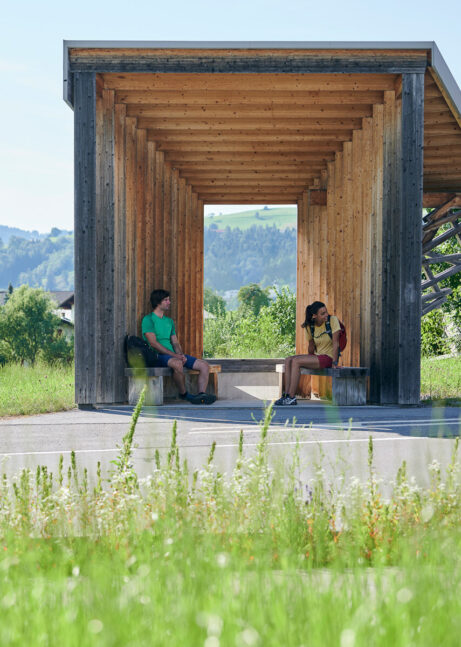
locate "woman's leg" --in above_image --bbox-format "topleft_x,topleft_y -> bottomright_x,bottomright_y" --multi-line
286,354 -> 321,398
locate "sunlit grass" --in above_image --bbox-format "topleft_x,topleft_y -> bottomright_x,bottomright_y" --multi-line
1,398 -> 461,645
421,355 -> 461,402
0,362 -> 74,417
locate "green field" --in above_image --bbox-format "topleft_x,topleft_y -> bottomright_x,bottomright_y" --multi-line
205,206 -> 297,230
1,397 -> 461,646
0,362 -> 74,417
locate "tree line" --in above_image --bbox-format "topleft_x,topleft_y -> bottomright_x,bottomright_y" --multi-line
1,225 -> 295,294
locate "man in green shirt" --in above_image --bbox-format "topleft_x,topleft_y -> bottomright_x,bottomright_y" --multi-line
142,289 -> 216,405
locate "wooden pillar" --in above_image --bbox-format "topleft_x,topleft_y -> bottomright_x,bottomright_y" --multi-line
74,74 -> 125,405
114,103 -> 127,402
74,72 -> 97,405
125,117 -> 137,336
398,73 -> 424,404
136,128 -> 147,335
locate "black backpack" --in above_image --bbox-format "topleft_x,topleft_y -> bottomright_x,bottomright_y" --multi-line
124,335 -> 160,368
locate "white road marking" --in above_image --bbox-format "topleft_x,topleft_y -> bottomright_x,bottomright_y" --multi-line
0,432 -> 455,459
216,436 -> 440,449
0,448 -> 119,457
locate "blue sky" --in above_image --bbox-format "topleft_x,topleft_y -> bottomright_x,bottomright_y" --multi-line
1,0 -> 460,232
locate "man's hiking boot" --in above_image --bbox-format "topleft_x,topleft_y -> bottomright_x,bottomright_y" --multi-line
190,392 -> 216,405
179,391 -> 196,403
274,394 -> 288,406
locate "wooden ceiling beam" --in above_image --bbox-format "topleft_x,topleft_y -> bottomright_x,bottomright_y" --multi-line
164,150 -> 342,162
116,89 -> 384,104
102,72 -> 398,92
147,131 -> 353,142
180,172 -> 321,180
127,104 -> 373,119
157,142 -> 346,152
138,117 -> 363,130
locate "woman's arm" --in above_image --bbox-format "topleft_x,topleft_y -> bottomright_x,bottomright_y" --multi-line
308,339 -> 315,354
331,330 -> 340,366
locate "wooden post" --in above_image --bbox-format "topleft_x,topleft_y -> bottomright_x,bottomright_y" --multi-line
114,103 -> 127,402
398,73 -> 424,404
74,72 -> 97,405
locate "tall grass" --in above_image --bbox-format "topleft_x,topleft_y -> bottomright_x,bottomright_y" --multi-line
1,399 -> 461,645
0,362 -> 74,416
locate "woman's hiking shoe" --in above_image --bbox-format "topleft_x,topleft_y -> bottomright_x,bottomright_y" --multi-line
190,392 -> 216,405
275,395 -> 297,406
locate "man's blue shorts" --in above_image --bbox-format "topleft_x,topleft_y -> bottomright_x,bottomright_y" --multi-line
156,354 -> 197,369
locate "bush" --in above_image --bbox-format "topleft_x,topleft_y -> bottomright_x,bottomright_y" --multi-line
0,285 -> 73,365
41,334 -> 74,365
203,286 -> 296,358
421,309 -> 451,357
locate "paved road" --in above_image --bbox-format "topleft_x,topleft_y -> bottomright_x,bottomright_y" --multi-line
1,402 -> 460,492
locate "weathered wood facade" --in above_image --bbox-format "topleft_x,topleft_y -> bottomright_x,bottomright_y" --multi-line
64,42 -> 461,406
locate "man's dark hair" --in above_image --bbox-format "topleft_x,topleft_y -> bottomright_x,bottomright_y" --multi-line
150,289 -> 170,309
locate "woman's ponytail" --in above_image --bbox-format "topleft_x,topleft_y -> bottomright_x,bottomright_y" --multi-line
301,301 -> 326,328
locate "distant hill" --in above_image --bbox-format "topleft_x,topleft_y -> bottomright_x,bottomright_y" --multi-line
205,206 -> 296,230
0,225 -> 45,245
0,229 -> 74,290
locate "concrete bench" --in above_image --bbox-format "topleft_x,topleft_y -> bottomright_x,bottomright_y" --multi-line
125,365 -> 221,406
276,364 -> 369,406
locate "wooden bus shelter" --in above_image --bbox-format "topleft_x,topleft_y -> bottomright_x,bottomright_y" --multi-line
63,41 -> 461,406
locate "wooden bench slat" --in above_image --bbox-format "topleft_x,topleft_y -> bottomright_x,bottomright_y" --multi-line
125,365 -> 221,377
275,364 -> 369,377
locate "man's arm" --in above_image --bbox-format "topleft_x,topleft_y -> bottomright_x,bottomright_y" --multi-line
145,332 -> 184,361
170,335 -> 187,364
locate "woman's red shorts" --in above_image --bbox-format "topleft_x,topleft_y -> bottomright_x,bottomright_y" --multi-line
315,354 -> 333,369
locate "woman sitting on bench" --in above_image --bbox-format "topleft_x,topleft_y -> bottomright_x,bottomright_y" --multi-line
275,301 -> 340,406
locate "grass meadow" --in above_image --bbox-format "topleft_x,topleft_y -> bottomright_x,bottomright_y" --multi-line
1,394 -> 461,646
0,362 -> 74,417
420,355 -> 461,402
204,206 -> 297,230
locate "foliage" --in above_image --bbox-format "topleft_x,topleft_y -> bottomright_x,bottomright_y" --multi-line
0,361 -> 75,416
1,405 -> 461,645
0,285 -> 63,365
204,285 -> 296,357
203,286 -> 226,316
421,309 -> 451,357
237,282 -> 270,315
41,333 -> 74,365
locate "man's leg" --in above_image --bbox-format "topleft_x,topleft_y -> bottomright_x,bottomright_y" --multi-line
167,358 -> 186,394
192,359 -> 210,393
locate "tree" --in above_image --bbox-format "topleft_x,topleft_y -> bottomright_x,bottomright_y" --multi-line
237,283 -> 270,316
204,286 -> 226,315
0,285 -> 61,364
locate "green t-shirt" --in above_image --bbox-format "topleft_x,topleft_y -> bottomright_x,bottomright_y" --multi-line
142,313 -> 176,353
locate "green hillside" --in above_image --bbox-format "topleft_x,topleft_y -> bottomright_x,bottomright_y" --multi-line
205,206 -> 297,230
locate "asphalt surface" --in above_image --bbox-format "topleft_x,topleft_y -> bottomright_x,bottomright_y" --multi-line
1,400 -> 460,492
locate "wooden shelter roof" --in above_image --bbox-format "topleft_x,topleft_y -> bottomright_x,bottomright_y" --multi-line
64,42 -> 461,203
